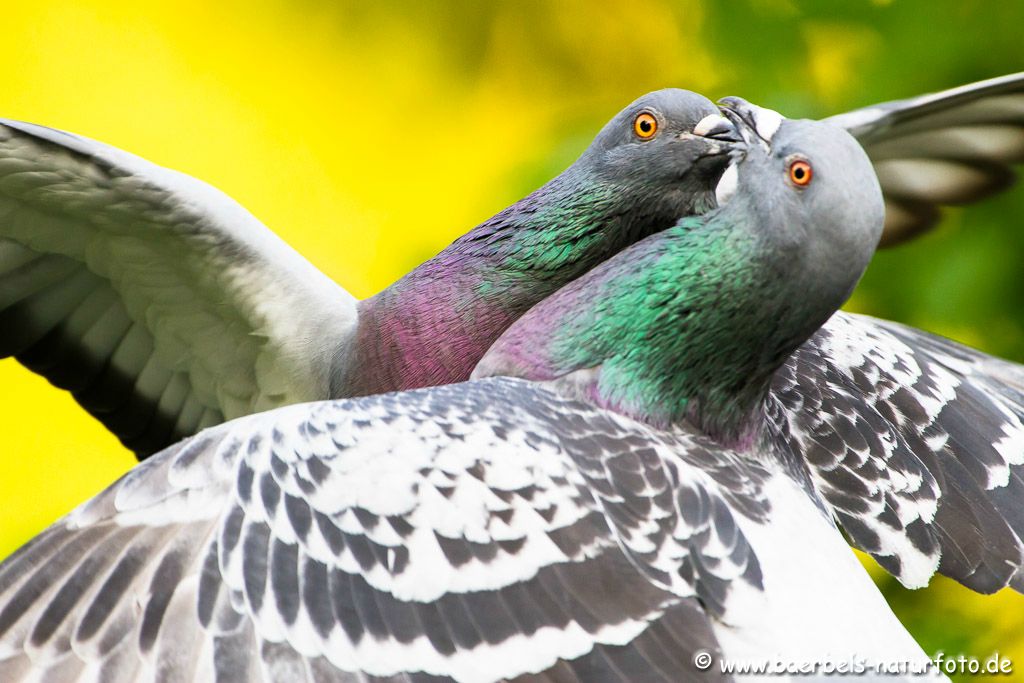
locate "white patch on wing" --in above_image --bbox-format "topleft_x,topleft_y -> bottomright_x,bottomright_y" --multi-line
984,406 -> 1024,489
994,423 -> 1024,470
716,469 -> 937,672
220,394 -> 610,605
818,313 -> 920,388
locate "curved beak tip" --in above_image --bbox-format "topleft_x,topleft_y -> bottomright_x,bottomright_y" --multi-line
692,113 -> 742,143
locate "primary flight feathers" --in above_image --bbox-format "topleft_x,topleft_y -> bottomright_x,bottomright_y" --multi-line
827,72 -> 1024,244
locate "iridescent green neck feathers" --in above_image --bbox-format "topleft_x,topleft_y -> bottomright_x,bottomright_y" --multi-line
477,113 -> 884,446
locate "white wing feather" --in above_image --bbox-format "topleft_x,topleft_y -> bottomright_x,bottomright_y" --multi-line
0,120 -> 357,454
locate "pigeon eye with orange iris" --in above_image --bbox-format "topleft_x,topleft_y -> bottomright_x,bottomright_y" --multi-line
633,112 -> 658,140
788,159 -> 813,187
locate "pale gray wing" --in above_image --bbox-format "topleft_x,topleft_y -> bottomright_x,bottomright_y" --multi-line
0,120 -> 357,456
768,311 -> 1024,594
0,377 -> 770,682
826,72 -> 1024,245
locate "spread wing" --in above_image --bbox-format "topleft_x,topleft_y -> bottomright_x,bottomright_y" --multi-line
827,72 -> 1024,245
769,311 -> 1024,594
0,120 -> 357,456
0,378 -> 768,682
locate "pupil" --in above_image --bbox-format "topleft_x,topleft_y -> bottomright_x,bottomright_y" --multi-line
641,120 -> 651,132
794,167 -> 804,179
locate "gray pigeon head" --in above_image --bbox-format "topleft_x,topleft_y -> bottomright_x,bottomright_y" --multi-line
718,97 -> 885,315
580,89 -> 740,197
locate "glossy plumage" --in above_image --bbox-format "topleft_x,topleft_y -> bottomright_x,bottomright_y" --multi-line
0,91 -> 728,456
0,101 -> 961,683
1,75 -> 1023,458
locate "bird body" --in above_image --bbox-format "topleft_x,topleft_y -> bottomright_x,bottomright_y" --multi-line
0,380 -> 939,682
0,100 -> 950,682
711,468 -> 934,677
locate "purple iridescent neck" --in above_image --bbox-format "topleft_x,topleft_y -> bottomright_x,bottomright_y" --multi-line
341,259 -> 527,396
332,170 -> 710,397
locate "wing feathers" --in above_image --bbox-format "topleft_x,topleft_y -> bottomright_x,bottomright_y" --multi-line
830,73 -> 1024,245
0,525 -> 118,655
872,158 -> 1014,206
0,264 -> 98,355
772,312 -> 1024,592
0,380 -> 752,681
0,249 -> 78,310
0,119 -> 356,458
866,124 -> 1024,163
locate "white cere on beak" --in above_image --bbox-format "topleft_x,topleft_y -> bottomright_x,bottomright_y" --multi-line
752,105 -> 783,142
715,163 -> 739,206
693,113 -> 729,137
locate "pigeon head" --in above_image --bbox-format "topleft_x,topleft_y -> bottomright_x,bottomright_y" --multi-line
580,89 -> 741,192
477,99 -> 885,444
345,89 -> 737,396
717,96 -> 885,329
466,88 -> 739,276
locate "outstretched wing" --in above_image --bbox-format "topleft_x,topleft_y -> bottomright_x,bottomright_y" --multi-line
0,378 -> 767,682
827,72 -> 1024,245
0,120 -> 357,456
769,311 -> 1024,594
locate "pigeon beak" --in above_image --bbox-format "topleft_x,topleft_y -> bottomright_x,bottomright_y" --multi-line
718,97 -> 783,147
681,114 -> 742,160
691,113 -> 742,144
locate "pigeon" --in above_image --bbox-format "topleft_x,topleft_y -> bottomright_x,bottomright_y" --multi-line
710,86 -> 1024,597
0,90 -> 733,456
1,73 -> 1022,459
0,98 -> 944,682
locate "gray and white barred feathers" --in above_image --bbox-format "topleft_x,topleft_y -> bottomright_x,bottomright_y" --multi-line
0,380 -> 771,682
771,312 -> 1024,594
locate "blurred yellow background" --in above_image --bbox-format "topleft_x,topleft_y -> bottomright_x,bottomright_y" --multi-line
1,1 -> 1022,679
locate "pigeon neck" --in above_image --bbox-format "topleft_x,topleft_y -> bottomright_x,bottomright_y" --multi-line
339,171 -> 684,396
477,203 -> 842,447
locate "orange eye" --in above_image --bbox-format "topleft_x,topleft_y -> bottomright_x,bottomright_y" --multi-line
789,159 -> 813,186
633,112 -> 658,139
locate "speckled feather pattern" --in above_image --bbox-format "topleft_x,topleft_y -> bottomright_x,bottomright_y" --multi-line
769,311 -> 1024,593
0,378 -> 766,682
